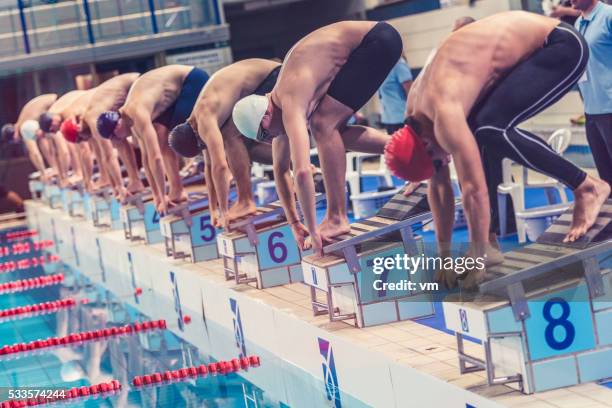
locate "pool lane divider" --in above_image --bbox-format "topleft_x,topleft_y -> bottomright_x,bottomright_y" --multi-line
2,229 -> 38,242
0,240 -> 54,257
131,355 -> 261,388
0,319 -> 167,357
0,379 -> 121,407
0,273 -> 64,294
0,255 -> 60,273
0,298 -> 79,320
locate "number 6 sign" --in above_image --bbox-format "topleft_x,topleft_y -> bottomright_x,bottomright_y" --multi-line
256,224 -> 300,269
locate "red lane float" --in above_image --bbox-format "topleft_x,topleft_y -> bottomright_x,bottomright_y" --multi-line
4,230 -> 38,242
0,240 -> 54,258
0,320 -> 166,357
0,255 -> 60,274
0,273 -> 64,294
0,298 -> 76,320
0,380 -> 121,407
131,356 -> 261,388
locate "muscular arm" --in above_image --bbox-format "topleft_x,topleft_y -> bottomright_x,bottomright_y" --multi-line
198,116 -> 232,219
272,135 -> 300,224
427,165 -> 455,256
132,113 -> 166,209
202,150 -> 220,224
24,140 -> 47,176
434,103 -> 489,251
282,104 -> 318,247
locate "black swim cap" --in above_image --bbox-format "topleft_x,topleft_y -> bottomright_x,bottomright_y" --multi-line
1,123 -> 15,143
169,122 -> 207,158
38,112 -> 54,133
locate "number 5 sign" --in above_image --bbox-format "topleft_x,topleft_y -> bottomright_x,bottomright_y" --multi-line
524,284 -> 595,360
256,224 -> 300,269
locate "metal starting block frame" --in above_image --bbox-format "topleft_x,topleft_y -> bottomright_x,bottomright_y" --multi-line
302,210 -> 435,328
160,191 -> 221,262
444,199 -> 612,394
90,187 -> 121,229
28,173 -> 44,200
218,201 -> 305,289
60,184 -> 88,218
119,190 -> 162,244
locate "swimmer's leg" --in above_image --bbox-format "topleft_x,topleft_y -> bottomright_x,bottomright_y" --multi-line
154,123 -> 185,205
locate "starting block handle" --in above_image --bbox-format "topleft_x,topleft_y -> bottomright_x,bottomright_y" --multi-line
507,282 -> 530,321
245,224 -> 258,247
399,225 -> 418,256
583,257 -> 605,298
343,245 -> 361,274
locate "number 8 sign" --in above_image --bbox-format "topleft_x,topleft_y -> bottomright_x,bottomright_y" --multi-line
524,284 -> 595,360
256,224 -> 300,269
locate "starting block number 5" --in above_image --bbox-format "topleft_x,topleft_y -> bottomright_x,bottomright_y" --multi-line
525,285 -> 595,360
191,213 -> 217,246
256,224 -> 300,269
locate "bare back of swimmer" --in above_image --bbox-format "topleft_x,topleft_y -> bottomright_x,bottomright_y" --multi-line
83,73 -> 145,200
392,11 -> 610,287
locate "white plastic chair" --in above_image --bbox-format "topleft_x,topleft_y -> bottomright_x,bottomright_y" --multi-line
497,128 -> 572,242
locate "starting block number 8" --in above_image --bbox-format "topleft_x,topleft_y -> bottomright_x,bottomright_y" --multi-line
257,224 -> 300,268
525,285 -> 595,360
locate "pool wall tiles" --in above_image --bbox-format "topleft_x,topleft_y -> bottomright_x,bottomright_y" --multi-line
27,201 -> 504,408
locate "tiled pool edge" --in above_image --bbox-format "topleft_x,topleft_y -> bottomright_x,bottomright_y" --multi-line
27,200 -> 504,408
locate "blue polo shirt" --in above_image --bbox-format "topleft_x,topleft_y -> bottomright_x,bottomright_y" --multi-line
575,1 -> 612,115
378,58 -> 413,125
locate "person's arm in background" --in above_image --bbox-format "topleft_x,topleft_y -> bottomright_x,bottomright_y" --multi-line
397,57 -> 414,104
272,135 -> 309,249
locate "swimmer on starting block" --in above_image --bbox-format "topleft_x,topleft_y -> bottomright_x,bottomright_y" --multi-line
80,73 -> 146,201
39,91 -> 92,187
169,59 -> 288,229
97,65 -> 209,213
233,21 -> 400,254
383,11 -> 611,288
2,94 -> 58,181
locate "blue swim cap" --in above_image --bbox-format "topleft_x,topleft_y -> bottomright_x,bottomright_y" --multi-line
96,111 -> 120,139
1,123 -> 14,142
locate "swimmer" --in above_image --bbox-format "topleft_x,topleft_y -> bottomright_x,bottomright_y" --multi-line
170,59 -> 288,229
3,94 -> 58,181
233,21 -> 401,254
39,91 -> 89,187
87,73 -> 146,201
384,11 -> 610,288
100,65 -> 209,213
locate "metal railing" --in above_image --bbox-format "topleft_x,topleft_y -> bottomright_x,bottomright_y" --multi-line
0,0 -> 221,59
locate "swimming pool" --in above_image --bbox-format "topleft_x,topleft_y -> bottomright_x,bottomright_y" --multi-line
0,253 -> 372,407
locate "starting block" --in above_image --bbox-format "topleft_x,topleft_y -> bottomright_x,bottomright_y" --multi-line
42,183 -> 62,209
217,201 -> 305,288
28,173 -> 44,200
302,184 -> 437,328
60,185 -> 88,218
159,189 -> 221,262
90,187 -> 121,229
119,191 -> 161,244
444,200 -> 612,394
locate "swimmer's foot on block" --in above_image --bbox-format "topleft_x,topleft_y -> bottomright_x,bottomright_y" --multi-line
536,199 -> 612,249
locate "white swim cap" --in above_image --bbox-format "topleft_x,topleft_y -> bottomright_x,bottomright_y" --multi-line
232,95 -> 269,140
21,120 -> 40,141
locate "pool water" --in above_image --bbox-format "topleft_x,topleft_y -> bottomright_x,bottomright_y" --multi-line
0,256 -> 367,407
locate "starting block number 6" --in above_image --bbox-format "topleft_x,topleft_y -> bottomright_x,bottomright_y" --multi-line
257,224 -> 300,268
525,285 -> 595,360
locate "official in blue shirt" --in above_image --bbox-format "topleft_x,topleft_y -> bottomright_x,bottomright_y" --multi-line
573,0 -> 612,192
378,57 -> 413,134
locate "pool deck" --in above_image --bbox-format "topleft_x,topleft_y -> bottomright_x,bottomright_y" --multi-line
25,200 -> 612,408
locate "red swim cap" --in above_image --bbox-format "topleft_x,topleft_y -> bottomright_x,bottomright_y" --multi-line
384,125 -> 434,182
60,119 -> 79,143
